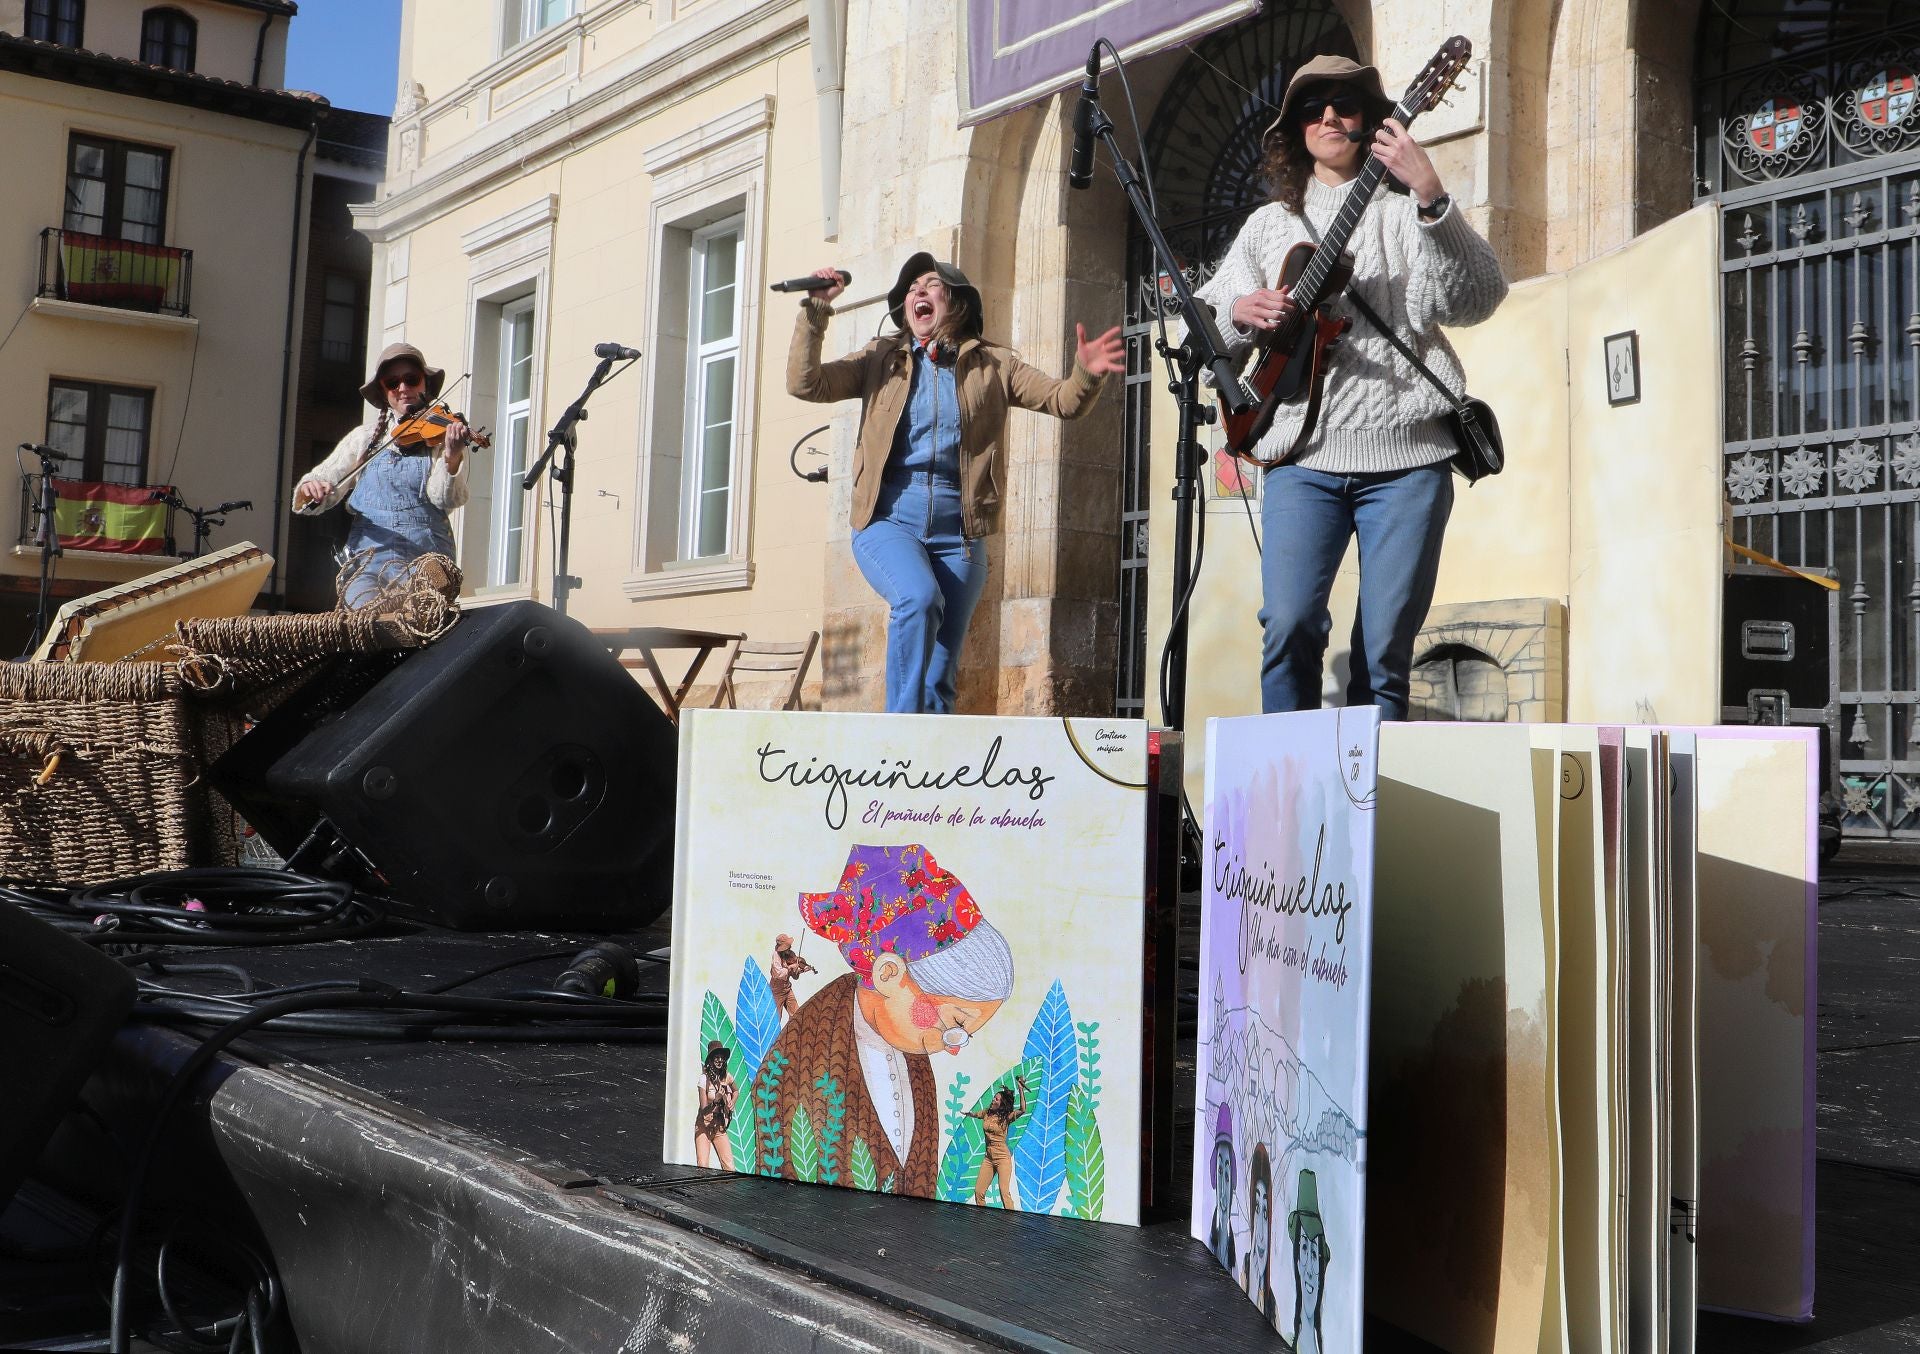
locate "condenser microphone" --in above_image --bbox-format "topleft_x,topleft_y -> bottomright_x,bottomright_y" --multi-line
768,270 -> 851,294
594,342 -> 641,360
18,443 -> 71,460
1068,47 -> 1100,190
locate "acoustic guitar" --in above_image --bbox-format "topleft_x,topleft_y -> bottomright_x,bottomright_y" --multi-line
1220,36 -> 1474,465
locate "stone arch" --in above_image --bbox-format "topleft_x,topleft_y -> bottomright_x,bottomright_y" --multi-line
1541,0 -> 1705,270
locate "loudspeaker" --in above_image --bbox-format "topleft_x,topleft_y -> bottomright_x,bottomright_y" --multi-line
0,903 -> 136,1213
212,601 -> 677,930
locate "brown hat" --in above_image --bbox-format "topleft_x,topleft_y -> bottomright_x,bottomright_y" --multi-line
775,933 -> 793,950
358,342 -> 445,411
1266,54 -> 1394,143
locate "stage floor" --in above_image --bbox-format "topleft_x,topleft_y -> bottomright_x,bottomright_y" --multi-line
8,870 -> 1919,1350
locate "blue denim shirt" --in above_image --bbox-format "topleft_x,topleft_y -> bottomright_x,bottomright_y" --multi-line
887,340 -> 961,484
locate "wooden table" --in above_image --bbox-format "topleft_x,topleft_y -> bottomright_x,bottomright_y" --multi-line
591,625 -> 742,721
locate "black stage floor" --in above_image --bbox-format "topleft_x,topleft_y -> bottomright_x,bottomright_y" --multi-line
9,869 -> 1920,1350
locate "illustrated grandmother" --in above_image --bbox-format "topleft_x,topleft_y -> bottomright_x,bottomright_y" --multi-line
751,843 -> 1016,1196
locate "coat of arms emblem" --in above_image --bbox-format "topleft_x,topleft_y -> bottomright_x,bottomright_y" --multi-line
1747,96 -> 1806,156
1858,67 -> 1917,130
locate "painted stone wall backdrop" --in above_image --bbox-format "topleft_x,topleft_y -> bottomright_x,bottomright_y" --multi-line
1407,597 -> 1568,723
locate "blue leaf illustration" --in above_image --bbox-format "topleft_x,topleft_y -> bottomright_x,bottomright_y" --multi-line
733,957 -> 780,1084
1012,979 -> 1078,1215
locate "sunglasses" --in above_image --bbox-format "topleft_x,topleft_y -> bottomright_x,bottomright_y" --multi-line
381,371 -> 424,391
1296,92 -> 1365,123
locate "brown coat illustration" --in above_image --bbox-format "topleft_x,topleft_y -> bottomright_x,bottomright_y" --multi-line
753,973 -> 939,1197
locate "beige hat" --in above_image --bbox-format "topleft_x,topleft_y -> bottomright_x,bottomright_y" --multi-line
358,342 -> 446,411
1265,54 -> 1394,142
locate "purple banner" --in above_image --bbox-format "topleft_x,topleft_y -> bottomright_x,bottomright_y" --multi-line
958,0 -> 1260,126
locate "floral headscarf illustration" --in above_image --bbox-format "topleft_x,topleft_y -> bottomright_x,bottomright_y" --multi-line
799,843 -> 1003,994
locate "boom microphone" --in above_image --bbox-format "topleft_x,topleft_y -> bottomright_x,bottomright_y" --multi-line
18,443 -> 71,460
1068,47 -> 1100,190
769,270 -> 850,293
594,342 -> 641,360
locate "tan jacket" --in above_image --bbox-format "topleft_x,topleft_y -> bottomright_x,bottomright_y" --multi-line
786,298 -> 1107,538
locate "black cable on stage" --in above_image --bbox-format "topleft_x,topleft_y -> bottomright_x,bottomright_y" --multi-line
3,867 -> 391,949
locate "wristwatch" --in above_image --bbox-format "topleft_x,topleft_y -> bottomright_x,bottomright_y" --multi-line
1417,192 -> 1451,221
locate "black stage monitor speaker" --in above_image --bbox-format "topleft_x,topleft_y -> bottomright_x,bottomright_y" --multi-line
0,903 -> 136,1213
212,601 -> 678,930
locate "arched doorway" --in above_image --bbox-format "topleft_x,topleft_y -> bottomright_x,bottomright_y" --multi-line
1114,2 -> 1358,718
1700,4 -> 1920,841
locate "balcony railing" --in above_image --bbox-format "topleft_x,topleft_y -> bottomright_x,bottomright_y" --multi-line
38,227 -> 192,317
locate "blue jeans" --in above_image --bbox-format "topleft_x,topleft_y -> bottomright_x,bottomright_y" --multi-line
852,475 -> 988,713
1258,461 -> 1453,719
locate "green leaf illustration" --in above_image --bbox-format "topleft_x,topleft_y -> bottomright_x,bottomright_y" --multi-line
728,1100 -> 757,1175
881,1172 -> 896,1195
850,1136 -> 878,1192
814,1072 -> 847,1186
753,1049 -> 789,1177
789,1104 -> 819,1183
1064,1082 -> 1106,1221
699,991 -> 738,1061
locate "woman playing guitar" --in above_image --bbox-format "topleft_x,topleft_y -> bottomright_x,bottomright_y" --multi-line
1196,52 -> 1507,719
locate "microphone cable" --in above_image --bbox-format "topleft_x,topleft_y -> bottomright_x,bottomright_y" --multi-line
1,867 -> 390,949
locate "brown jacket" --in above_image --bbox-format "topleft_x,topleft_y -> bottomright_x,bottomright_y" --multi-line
786,298 -> 1107,538
754,973 -> 939,1197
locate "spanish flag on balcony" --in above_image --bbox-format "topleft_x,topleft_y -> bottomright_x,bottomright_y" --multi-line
50,479 -> 170,555
57,232 -> 180,309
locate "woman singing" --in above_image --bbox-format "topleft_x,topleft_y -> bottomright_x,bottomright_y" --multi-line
787,254 -> 1123,713
1196,54 -> 1507,718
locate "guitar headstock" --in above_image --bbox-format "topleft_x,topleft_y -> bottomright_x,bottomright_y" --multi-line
1400,36 -> 1473,118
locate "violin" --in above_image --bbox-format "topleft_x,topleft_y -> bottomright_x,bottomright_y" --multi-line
391,407 -> 492,451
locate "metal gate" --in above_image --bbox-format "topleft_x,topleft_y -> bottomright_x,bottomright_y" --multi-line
1115,2 -> 1354,719
1700,8 -> 1920,840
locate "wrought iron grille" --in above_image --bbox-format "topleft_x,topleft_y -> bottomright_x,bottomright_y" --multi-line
1702,9 -> 1920,839
1115,1 -> 1354,719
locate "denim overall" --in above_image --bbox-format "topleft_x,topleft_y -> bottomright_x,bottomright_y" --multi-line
342,442 -> 456,609
851,340 -> 988,714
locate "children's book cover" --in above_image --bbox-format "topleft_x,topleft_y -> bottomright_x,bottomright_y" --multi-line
663,710 -> 1152,1224
1192,708 -> 1378,1350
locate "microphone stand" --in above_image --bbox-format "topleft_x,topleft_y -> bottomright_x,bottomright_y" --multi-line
19,445 -> 68,658
1075,54 -> 1251,734
524,355 -> 622,616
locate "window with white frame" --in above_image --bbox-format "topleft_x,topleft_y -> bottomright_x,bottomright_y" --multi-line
492,296 -> 536,587
503,0 -> 572,50
679,220 -> 742,561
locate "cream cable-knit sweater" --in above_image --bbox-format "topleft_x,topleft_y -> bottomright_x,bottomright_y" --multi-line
1195,176 -> 1508,475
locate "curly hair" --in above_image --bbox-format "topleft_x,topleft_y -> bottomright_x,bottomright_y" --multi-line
1258,121 -> 1316,216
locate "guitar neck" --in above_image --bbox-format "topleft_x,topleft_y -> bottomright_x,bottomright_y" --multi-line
1291,99 -> 1420,311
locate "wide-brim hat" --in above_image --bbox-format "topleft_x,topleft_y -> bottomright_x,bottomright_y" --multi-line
1265,54 -> 1394,143
775,933 -> 793,950
1287,1167 -> 1327,1246
359,342 -> 446,410
887,251 -> 984,338
704,1039 -> 729,1063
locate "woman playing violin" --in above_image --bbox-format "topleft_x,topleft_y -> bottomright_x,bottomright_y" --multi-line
294,342 -> 473,608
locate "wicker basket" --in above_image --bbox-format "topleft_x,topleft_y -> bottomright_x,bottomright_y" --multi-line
0,603 -> 452,886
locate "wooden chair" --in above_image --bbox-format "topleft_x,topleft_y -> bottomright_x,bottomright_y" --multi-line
711,632 -> 819,711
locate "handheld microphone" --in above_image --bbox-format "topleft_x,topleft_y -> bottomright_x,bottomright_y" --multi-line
594,342 -> 641,361
769,270 -> 851,294
554,941 -> 640,998
1068,47 -> 1100,190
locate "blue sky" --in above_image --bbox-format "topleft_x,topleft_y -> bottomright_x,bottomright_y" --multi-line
285,0 -> 402,116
